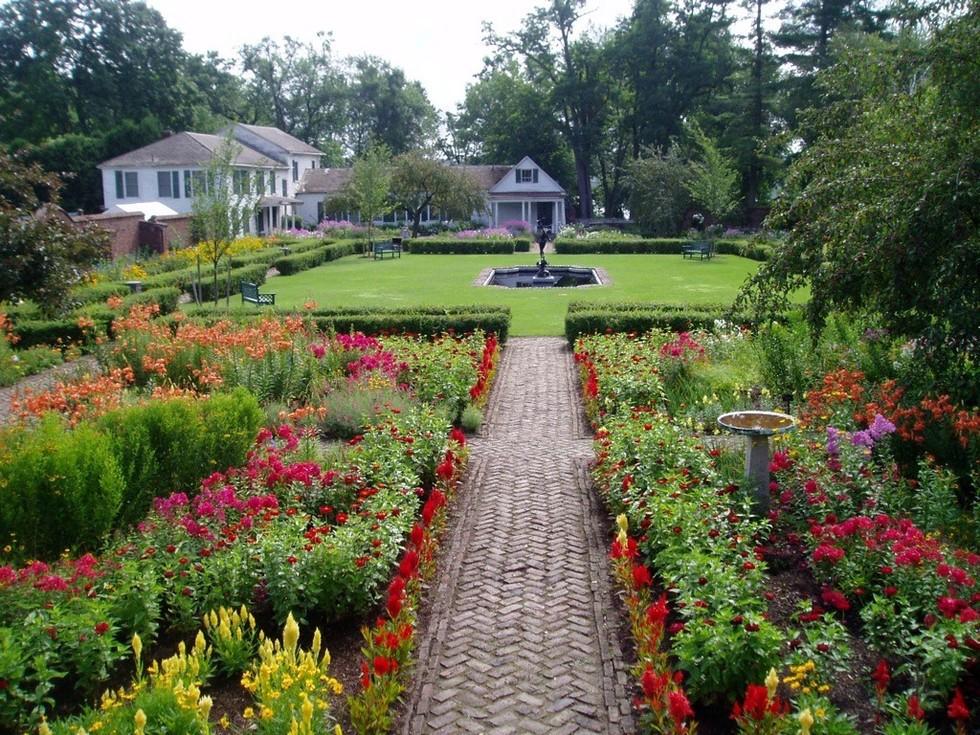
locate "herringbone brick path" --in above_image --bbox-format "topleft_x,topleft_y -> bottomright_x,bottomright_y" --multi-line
403,337 -> 634,735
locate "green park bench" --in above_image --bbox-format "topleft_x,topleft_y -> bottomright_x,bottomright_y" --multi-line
240,280 -> 276,306
682,241 -> 714,260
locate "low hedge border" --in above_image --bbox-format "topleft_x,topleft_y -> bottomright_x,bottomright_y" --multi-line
69,282 -> 132,306
564,301 -> 760,343
407,238 -> 529,255
272,241 -> 358,275
554,238 -> 771,261
181,305 -> 512,341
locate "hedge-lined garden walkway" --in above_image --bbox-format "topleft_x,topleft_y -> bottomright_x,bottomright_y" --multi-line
402,338 -> 635,734
0,355 -> 99,425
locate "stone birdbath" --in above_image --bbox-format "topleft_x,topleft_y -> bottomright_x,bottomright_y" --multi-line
717,410 -> 796,513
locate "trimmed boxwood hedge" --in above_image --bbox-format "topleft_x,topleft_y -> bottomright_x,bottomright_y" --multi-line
69,282 -> 132,305
195,263 -> 269,302
407,238 -> 527,254
555,237 -> 771,261
181,304 -> 512,341
121,286 -> 181,314
564,301 -> 761,343
12,318 -> 95,348
272,241 -> 358,275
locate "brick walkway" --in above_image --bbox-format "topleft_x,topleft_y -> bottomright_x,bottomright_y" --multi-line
402,337 -> 634,735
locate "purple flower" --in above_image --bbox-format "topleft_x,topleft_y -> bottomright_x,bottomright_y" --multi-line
851,430 -> 875,448
826,427 -> 841,456
868,413 -> 896,440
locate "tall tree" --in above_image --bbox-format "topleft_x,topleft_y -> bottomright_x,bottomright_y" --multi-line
683,120 -> 740,221
329,144 -> 393,251
189,138 -> 262,305
240,33 -> 347,150
739,6 -> 980,398
390,153 -> 486,237
0,152 -> 109,314
485,0 -> 609,218
449,62 -> 575,188
345,56 -> 437,157
774,0 -> 891,127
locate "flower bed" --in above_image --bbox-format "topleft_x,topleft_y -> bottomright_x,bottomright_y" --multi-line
576,330 -> 978,732
0,320 -> 500,731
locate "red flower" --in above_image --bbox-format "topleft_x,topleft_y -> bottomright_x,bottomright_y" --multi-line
436,452 -> 455,482
632,564 -> 652,588
647,594 -> 669,628
373,655 -> 392,676
386,592 -> 403,618
907,694 -> 925,721
450,427 -> 466,446
94,621 -> 110,636
947,688 -> 969,721
871,659 -> 890,696
641,666 -> 669,701
733,684 -> 769,721
399,550 -> 420,579
668,690 -> 694,724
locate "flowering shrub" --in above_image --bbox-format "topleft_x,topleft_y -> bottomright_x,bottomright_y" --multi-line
456,227 -> 513,239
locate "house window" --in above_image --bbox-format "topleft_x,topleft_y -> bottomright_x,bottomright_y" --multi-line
292,160 -> 298,182
255,171 -> 264,194
516,168 -> 539,184
281,179 -> 287,197
270,175 -> 276,194
115,171 -> 139,198
157,170 -> 180,198
189,171 -> 207,197
233,170 -> 250,195
317,201 -> 324,222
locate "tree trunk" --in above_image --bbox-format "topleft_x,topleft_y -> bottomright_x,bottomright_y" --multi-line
575,153 -> 593,219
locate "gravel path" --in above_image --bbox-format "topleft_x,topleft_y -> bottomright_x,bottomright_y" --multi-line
402,337 -> 634,735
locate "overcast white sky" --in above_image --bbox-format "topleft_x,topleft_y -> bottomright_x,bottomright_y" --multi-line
145,0 -> 637,113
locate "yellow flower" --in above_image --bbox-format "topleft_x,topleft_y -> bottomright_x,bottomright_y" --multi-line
260,706 -> 274,720
284,612 -> 300,655
198,696 -> 213,721
134,708 -> 147,735
38,721 -> 53,735
243,707 -> 255,719
219,715 -> 231,729
798,708 -> 814,735
765,667 -> 779,699
616,514 -> 628,533
132,633 -> 142,660
334,726 -> 344,735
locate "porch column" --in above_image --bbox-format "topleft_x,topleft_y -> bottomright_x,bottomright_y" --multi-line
492,201 -> 498,227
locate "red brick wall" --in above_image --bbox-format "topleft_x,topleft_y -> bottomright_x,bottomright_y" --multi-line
74,212 -> 143,259
156,214 -> 193,249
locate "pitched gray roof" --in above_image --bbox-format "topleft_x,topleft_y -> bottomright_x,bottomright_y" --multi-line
234,124 -> 324,156
297,168 -> 353,195
298,164 -> 515,195
99,132 -> 278,169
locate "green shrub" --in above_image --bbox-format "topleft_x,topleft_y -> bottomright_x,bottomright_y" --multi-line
12,318 -> 103,349
96,388 -> 262,527
194,264 -> 269,303
0,416 -> 124,560
406,238 -> 522,254
0,343 -> 62,387
121,286 -> 181,315
461,404 -> 483,433
181,305 -> 512,342
272,241 -> 357,275
565,302 -> 761,343
553,237 -> 770,260
316,386 -> 419,439
68,282 -> 131,306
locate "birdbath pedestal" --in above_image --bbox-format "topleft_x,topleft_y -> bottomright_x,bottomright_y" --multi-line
717,411 -> 796,514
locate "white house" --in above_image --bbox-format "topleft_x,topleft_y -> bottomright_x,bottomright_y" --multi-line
295,156 -> 566,230
98,127 -> 328,235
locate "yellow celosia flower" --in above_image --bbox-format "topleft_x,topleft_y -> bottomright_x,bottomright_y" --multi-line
798,708 -> 814,735
616,514 -> 628,533
132,633 -> 142,660
38,720 -> 52,735
765,667 -> 779,699
284,612 -> 300,656
133,708 -> 147,735
198,696 -> 213,721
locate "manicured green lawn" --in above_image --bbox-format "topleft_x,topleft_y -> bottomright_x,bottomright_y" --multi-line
207,252 -> 765,336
